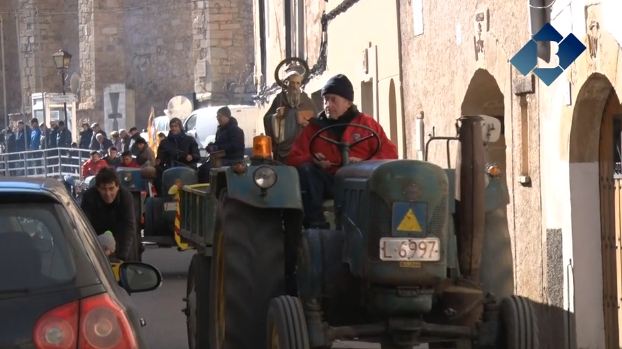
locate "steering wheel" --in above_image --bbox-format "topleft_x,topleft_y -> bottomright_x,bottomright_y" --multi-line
309,123 -> 381,166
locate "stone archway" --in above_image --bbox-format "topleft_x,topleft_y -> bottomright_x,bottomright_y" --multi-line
461,69 -> 506,172
569,73 -> 622,349
460,69 -> 513,299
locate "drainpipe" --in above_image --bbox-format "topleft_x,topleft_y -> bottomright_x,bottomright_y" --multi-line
416,111 -> 424,160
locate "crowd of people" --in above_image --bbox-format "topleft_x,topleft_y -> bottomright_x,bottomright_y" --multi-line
1,118 -> 72,153
77,122 -> 157,177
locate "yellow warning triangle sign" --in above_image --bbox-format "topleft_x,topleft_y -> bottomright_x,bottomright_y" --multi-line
397,208 -> 422,232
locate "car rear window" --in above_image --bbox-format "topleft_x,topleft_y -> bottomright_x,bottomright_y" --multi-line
0,203 -> 76,292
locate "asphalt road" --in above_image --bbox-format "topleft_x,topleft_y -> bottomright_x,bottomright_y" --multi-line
130,246 -> 428,349
131,246 -> 193,349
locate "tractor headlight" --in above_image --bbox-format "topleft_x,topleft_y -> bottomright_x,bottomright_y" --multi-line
253,166 -> 277,189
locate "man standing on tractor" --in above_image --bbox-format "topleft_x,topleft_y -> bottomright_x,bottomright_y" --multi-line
80,167 -> 137,261
198,106 -> 245,183
263,70 -> 317,162
155,117 -> 200,192
287,74 -> 398,228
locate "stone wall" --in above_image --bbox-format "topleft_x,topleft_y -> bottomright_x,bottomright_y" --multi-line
15,0 -> 36,115
0,1 -> 22,125
123,0 -> 193,126
204,0 -> 255,105
78,0 -> 95,118
37,0 -> 79,103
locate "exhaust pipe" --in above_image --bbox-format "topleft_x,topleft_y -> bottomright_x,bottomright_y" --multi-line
455,116 -> 486,283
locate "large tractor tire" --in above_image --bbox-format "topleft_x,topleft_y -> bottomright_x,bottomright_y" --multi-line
499,296 -> 539,349
185,254 -> 211,349
208,197 -> 285,348
144,197 -> 165,237
266,296 -> 310,349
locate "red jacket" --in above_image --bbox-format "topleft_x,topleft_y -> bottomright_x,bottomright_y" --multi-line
287,111 -> 398,174
81,159 -> 108,178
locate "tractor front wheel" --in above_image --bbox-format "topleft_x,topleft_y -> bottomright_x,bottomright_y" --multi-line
185,253 -> 210,349
266,296 -> 310,349
498,295 -> 539,349
208,197 -> 285,348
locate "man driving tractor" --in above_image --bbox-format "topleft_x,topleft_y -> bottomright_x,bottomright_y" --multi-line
287,74 -> 398,228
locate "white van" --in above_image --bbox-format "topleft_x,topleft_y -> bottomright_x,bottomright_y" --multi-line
140,115 -> 171,146
183,105 -> 263,152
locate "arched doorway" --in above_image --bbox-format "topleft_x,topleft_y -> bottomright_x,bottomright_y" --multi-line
460,69 -> 513,299
569,73 -> 622,348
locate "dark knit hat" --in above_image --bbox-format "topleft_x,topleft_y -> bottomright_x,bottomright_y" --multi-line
217,106 -> 232,117
321,74 -> 354,102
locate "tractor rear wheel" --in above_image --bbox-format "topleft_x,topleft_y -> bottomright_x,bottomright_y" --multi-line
499,295 -> 539,349
185,253 -> 210,349
208,197 -> 285,348
266,296 -> 310,349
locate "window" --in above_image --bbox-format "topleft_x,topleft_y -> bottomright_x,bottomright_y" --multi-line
0,203 -> 76,291
185,114 -> 197,132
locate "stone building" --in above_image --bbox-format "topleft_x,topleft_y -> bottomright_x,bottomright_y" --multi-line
0,0 -> 254,138
400,0 -> 622,347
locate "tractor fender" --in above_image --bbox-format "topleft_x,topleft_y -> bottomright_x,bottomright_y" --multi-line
222,165 -> 303,210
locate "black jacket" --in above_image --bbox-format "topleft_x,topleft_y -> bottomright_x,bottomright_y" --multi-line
47,127 -> 59,148
80,186 -> 136,261
157,131 -> 200,168
79,129 -> 93,149
213,117 -> 245,160
57,128 -> 72,148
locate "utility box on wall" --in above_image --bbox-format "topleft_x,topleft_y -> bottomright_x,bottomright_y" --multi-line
103,84 -> 135,135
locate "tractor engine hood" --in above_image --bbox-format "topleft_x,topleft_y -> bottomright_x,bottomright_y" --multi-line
333,160 -> 450,287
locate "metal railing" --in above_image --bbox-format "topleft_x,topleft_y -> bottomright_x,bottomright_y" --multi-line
0,148 -> 92,178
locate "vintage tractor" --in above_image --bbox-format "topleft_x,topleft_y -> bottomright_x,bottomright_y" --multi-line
265,116 -> 537,349
143,165 -> 198,248
116,166 -> 161,261
181,134 -> 304,349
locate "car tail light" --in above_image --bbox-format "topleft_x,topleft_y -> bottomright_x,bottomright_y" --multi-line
33,301 -> 78,349
34,294 -> 138,349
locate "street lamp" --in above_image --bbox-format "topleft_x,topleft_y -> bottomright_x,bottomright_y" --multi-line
52,49 -> 71,125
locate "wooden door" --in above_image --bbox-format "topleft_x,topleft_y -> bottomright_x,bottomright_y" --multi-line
599,91 -> 621,348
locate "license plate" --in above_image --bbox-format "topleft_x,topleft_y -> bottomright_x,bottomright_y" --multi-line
164,202 -> 178,211
379,237 -> 440,261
